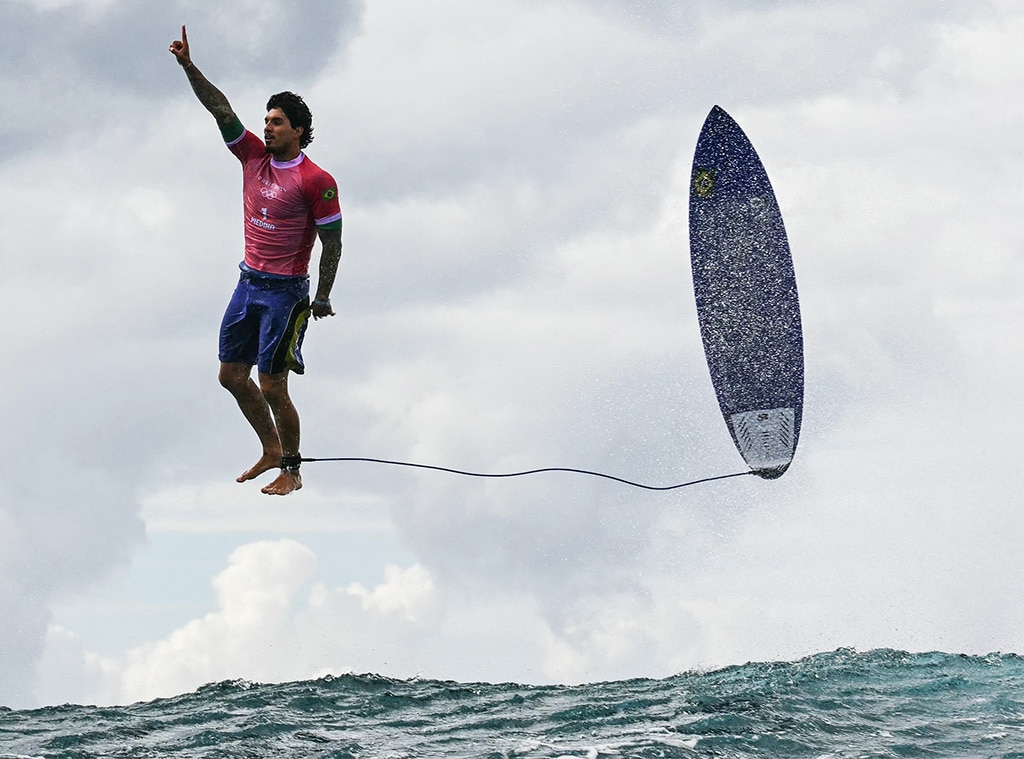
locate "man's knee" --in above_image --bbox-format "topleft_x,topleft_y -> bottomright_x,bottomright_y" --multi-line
258,372 -> 291,407
219,362 -> 251,393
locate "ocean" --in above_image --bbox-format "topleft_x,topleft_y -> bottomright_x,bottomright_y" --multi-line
2,648 -> 1023,758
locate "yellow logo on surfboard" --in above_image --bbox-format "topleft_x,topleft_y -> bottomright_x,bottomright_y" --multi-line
693,169 -> 715,198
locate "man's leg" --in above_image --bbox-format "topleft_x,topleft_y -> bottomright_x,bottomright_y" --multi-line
257,370 -> 302,496
218,361 -> 284,482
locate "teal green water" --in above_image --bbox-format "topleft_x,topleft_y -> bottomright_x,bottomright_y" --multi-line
2,649 -> 1023,758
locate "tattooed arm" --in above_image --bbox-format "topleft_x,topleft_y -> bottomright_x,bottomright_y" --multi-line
311,226 -> 343,320
168,25 -> 237,128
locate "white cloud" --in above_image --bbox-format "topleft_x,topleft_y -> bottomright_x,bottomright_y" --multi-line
68,542 -> 438,703
347,563 -> 436,622
117,540 -> 318,702
35,626 -> 121,707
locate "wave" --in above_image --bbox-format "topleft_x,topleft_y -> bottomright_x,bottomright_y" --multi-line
2,649 -> 1023,758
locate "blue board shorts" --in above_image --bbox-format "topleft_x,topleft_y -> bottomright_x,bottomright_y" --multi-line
219,265 -> 311,375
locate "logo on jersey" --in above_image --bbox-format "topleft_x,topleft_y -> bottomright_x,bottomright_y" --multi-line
250,215 -> 276,231
321,187 -> 337,201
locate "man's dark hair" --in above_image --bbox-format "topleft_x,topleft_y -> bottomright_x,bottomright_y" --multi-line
267,91 -> 314,149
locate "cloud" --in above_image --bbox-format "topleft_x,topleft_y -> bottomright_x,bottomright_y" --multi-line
117,540 -> 319,700
347,563 -> 436,622
71,540 -> 442,703
1,467 -> 143,705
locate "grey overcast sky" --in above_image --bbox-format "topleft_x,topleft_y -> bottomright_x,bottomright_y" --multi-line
1,0 -> 1022,708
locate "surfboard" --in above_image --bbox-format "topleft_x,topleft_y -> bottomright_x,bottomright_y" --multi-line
688,106 -> 803,479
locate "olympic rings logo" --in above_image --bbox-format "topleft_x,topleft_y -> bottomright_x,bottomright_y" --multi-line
260,187 -> 277,199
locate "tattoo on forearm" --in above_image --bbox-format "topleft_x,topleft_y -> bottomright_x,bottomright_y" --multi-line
317,235 -> 343,296
184,65 -> 235,126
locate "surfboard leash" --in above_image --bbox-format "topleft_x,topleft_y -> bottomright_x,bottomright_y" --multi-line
298,456 -> 754,492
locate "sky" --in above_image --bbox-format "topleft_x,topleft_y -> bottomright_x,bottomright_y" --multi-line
1,0 -> 1022,708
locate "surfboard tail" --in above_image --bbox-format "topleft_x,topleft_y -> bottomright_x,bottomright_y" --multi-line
728,407 -> 796,479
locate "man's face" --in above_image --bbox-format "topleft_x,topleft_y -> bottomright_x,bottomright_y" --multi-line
263,108 -> 303,158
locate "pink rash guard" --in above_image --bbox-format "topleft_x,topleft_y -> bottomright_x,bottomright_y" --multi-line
226,128 -> 342,277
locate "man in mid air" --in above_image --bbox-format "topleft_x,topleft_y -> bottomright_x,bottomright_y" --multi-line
169,26 -> 343,496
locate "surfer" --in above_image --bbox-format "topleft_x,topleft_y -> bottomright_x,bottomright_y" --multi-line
169,25 -> 343,495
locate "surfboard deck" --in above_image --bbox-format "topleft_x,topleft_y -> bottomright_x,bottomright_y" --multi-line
688,106 -> 803,479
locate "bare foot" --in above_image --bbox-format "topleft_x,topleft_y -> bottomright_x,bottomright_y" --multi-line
261,469 -> 302,496
236,452 -> 283,483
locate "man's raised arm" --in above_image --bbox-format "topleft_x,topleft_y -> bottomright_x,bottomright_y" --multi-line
168,25 -> 238,129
